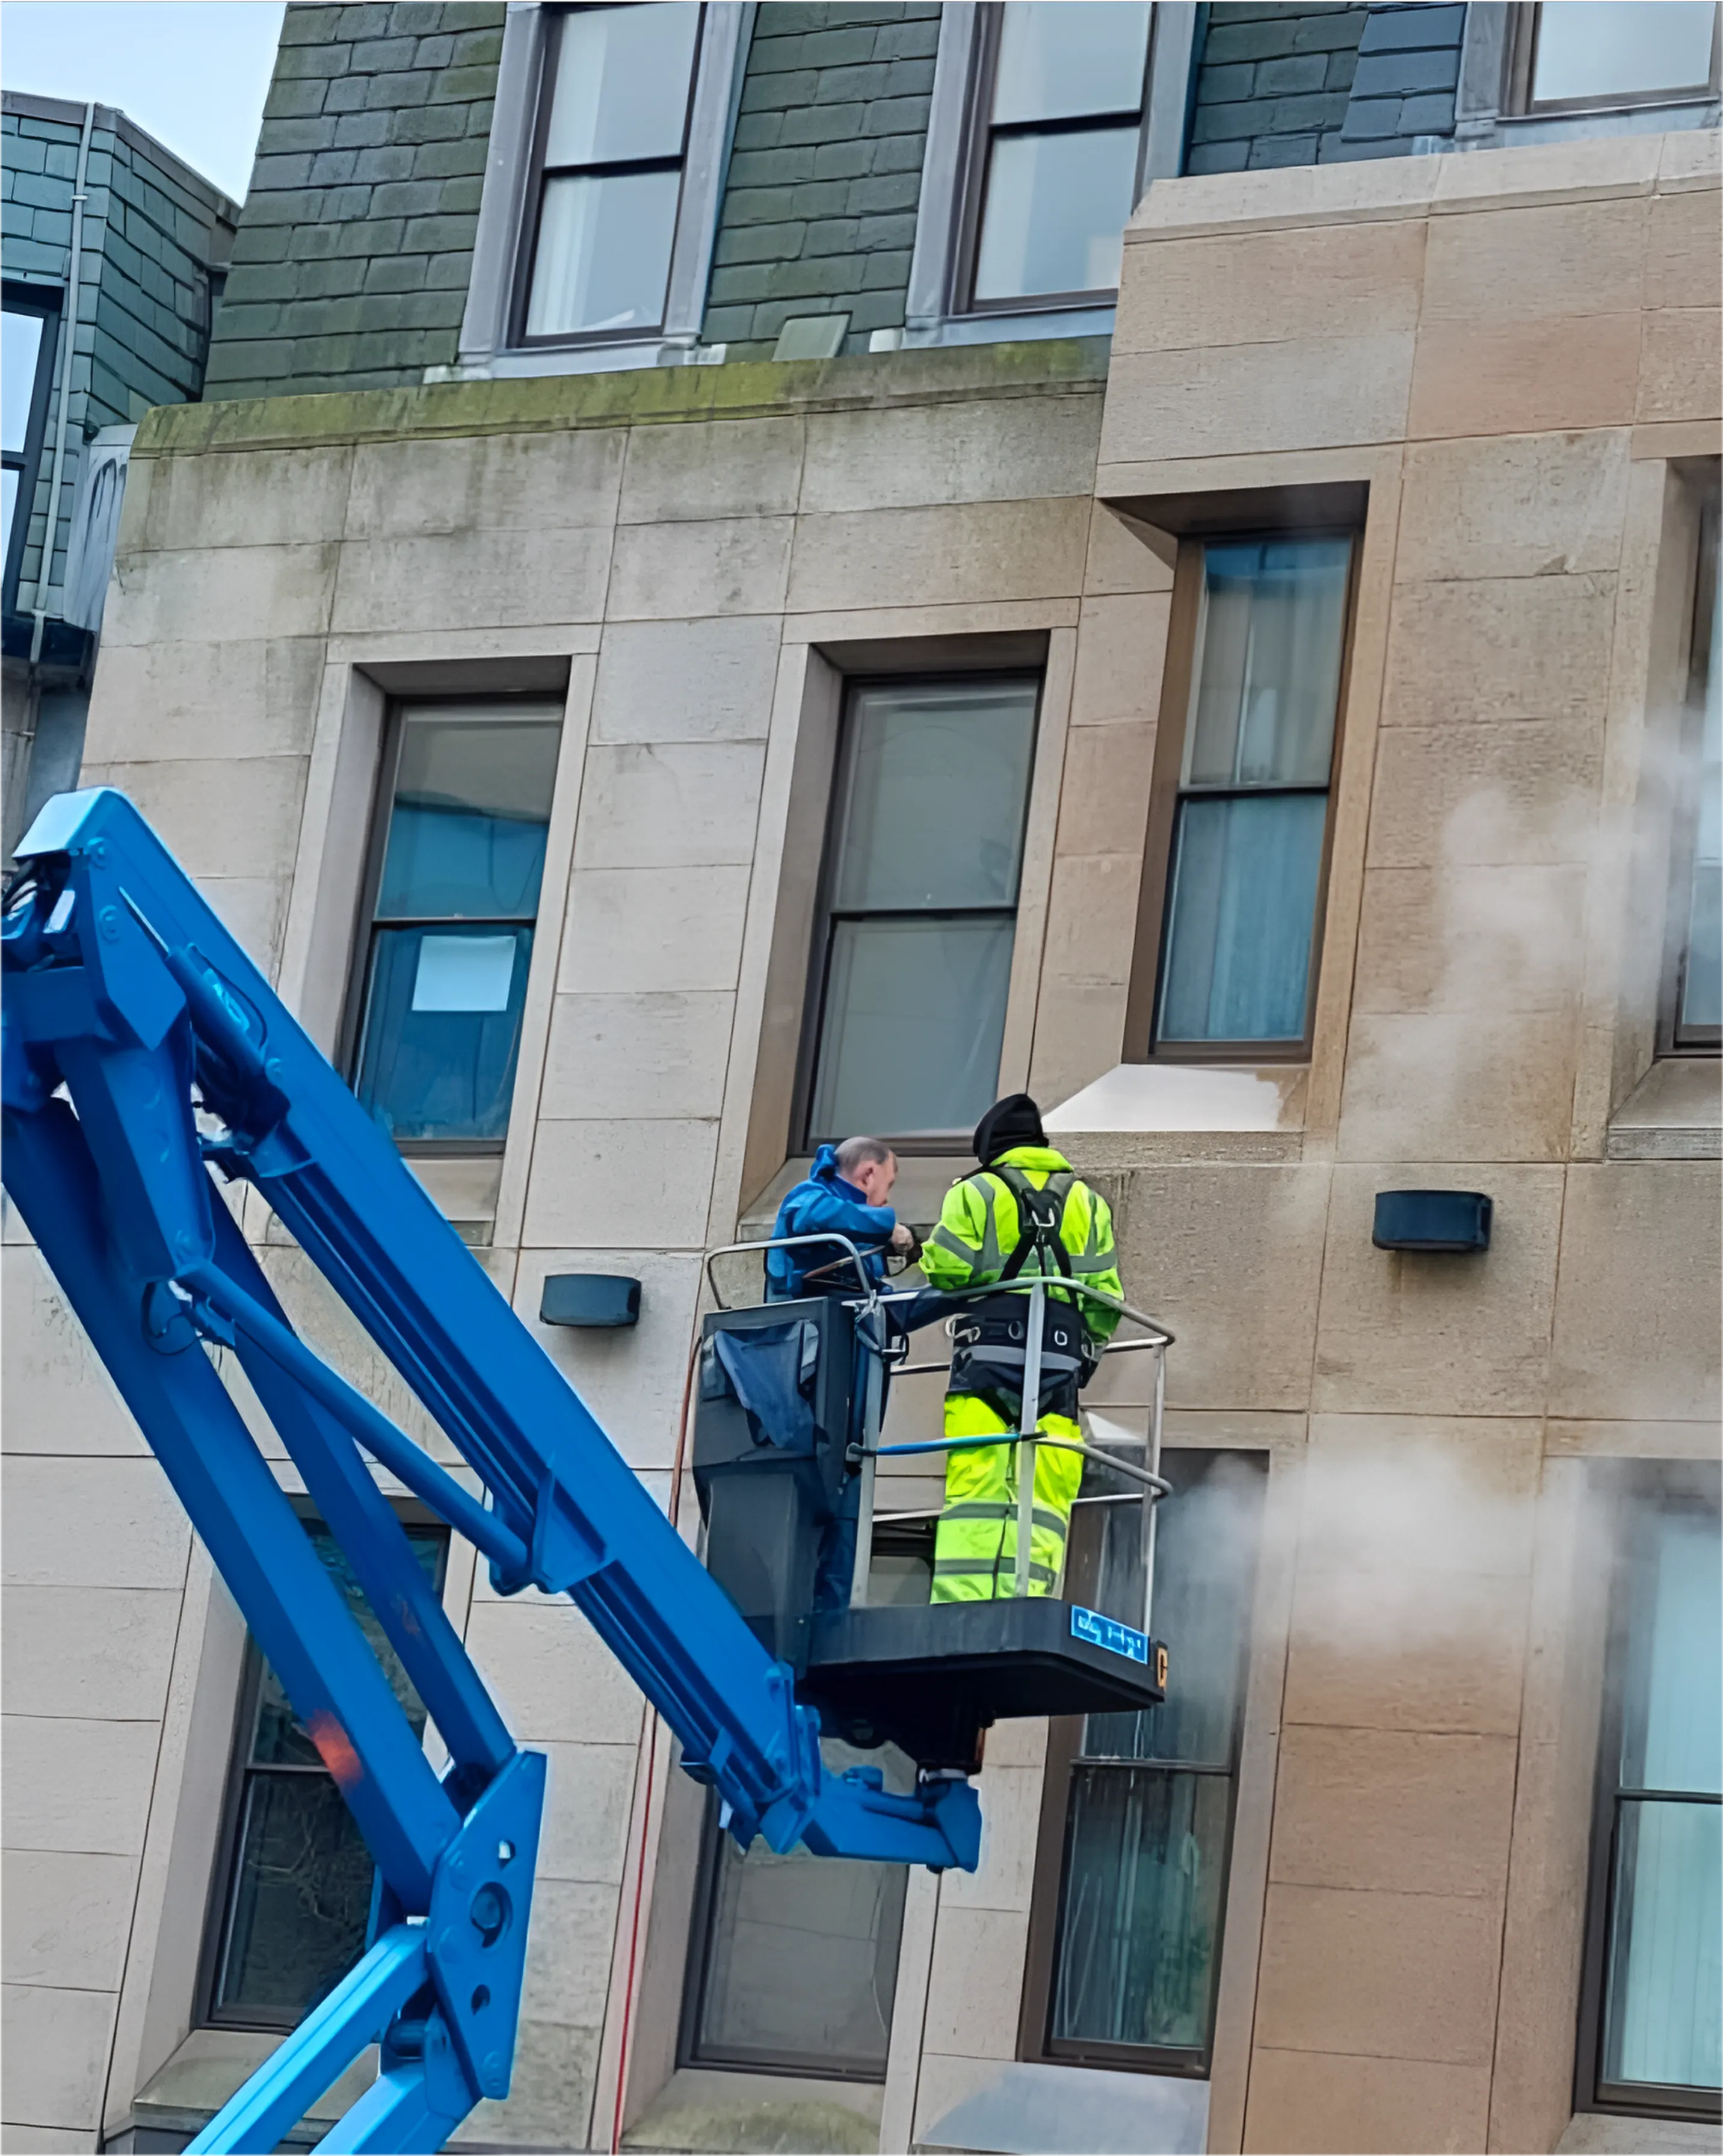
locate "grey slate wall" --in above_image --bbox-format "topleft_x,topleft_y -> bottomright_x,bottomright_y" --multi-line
1188,1 -> 1461,174
701,2 -> 941,359
2,93 -> 237,603
202,0 -> 505,400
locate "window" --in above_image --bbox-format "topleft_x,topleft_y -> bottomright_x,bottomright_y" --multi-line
1672,493 -> 1721,1050
516,4 -> 705,345
203,1518 -> 448,2028
961,2 -> 1153,312
2,289 -> 58,610
800,676 -> 1039,1146
1577,1469 -> 1721,2120
683,1739 -> 914,2079
348,700 -> 562,1149
1021,1450 -> 1266,2074
1131,534 -> 1354,1060
1514,2 -> 1720,113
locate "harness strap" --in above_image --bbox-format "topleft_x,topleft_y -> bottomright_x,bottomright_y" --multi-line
991,1166 -> 1076,1285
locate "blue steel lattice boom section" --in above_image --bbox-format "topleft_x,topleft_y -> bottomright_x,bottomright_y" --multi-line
0,787 -> 980,2155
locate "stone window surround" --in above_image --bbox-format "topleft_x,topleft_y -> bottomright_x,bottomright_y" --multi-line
1456,2 -> 1722,152
902,1 -> 1200,352
449,0 -> 756,382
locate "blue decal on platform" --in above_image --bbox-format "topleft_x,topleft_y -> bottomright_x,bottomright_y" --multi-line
1071,1605 -> 1149,1664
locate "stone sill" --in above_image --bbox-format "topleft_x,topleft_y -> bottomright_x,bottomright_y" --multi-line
141,338 -> 1114,460
1045,1061 -> 1307,1167
1556,2109 -> 1723,2154
622,2065 -> 882,2155
129,2028 -> 376,2147
1606,1057 -> 1722,1162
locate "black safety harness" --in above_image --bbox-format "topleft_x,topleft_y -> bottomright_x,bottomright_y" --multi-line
947,1166 -> 1096,1428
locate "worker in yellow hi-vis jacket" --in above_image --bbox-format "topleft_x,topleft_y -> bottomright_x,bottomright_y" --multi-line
918,1093 -> 1122,1602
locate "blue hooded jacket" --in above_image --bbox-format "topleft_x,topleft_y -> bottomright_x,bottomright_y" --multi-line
765,1144 -> 898,1299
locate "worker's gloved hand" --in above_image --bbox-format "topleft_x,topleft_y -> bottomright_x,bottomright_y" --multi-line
889,1223 -> 914,1253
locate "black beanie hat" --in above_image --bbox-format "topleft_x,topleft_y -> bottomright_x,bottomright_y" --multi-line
972,1092 -> 1045,1165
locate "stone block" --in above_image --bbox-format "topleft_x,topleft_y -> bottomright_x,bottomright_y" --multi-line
2,1455 -> 189,1588
99,542 -> 339,647
1431,132 -> 1660,215
787,497 -> 1090,613
0,1982 -> 117,2135
539,991 -> 736,1122
2,1714 -> 160,1855
1100,335 -> 1415,466
2,1850 -> 136,1992
1114,217 -> 1424,356
1069,593 -> 1171,729
1382,570 -> 1614,726
1270,1726 -> 1517,1897
939,1764 -> 1043,1916
557,864 -> 752,995
520,1117 -> 720,1248
76,755 -> 308,885
571,741 -> 766,872
1351,865 -> 1588,1017
1023,977 -> 1129,1110
1647,187 -> 1723,312
799,395 -> 1099,512
921,1903 -> 1032,2060
534,1740 -> 636,1885
1395,428 -> 1629,584
85,637 -> 324,765
1038,848 -> 1142,992
517,1877 -> 617,2030
1366,719 -> 1602,870
1053,721 -> 1157,862
1549,1163 -> 1721,1423
463,1598 -> 643,1747
1423,200 -> 1645,324
345,425 -> 623,536
2,1586 -> 182,1722
460,2019 -> 601,2152
606,516 -> 794,620
2,1248 -> 147,1456
605,405 -> 792,525
590,614 -> 781,745
1407,314 -> 1641,438
1638,307 -> 1723,425
1312,1164 -> 1564,1415
1244,2048 -> 1490,2155
1337,1009 -> 1579,1163
331,525 -> 611,632
1256,1882 -> 1503,2063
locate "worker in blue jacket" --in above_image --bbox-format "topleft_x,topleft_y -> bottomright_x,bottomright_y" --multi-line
765,1135 -> 913,1300
765,1135 -> 914,1607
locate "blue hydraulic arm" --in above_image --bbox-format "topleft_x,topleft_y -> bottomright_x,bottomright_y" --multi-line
1,789 -> 980,2155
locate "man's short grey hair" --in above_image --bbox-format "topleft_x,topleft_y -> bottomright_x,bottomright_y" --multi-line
835,1135 -> 893,1176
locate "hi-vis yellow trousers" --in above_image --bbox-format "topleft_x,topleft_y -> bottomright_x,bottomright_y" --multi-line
931,1392 -> 1083,1601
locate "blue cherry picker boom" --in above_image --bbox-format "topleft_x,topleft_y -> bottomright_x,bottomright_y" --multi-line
1,787 -> 1174,2154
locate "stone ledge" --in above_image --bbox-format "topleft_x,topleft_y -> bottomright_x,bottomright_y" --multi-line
1606,1057 -> 1722,1163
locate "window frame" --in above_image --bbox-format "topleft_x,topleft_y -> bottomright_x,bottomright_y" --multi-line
507,2 -> 709,353
196,1504 -> 450,2036
1017,1448 -> 1265,2077
949,1 -> 1156,320
791,669 -> 1043,1156
1573,1462 -> 1722,2124
2,282 -> 61,616
1508,1 -> 1722,118
1663,480 -> 1721,1055
1123,525 -> 1361,1066
339,694 -> 564,1158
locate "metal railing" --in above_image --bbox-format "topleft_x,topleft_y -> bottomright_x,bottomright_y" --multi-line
701,1236 -> 1176,1640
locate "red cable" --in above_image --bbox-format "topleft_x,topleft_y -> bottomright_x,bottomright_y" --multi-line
609,1336 -> 698,2155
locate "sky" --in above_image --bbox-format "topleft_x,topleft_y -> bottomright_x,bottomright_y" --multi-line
1,1 -> 285,201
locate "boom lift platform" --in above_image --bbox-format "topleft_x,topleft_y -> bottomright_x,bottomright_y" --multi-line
1,789 -> 1173,2155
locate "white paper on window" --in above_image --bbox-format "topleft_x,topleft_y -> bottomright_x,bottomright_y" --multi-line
411,934 -> 517,1013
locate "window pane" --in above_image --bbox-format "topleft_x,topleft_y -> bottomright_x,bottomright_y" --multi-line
2,308 -> 45,456
2,466 -> 16,562
1532,2 -> 1716,102
831,681 -> 1038,912
1186,539 -> 1351,789
377,714 -> 560,919
974,126 -> 1139,302
527,166 -> 682,337
991,2 -> 1152,124
545,2 -> 700,165
1157,791 -> 1328,1043
1084,1451 -> 1266,1767
1604,1797 -> 1722,2090
692,1835 -> 907,2075
1680,567 -> 1722,1033
1049,1766 -> 1230,2053
1621,1508 -> 1722,1797
810,915 -> 1015,1140
355,923 -> 534,1142
214,1774 -> 377,2019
